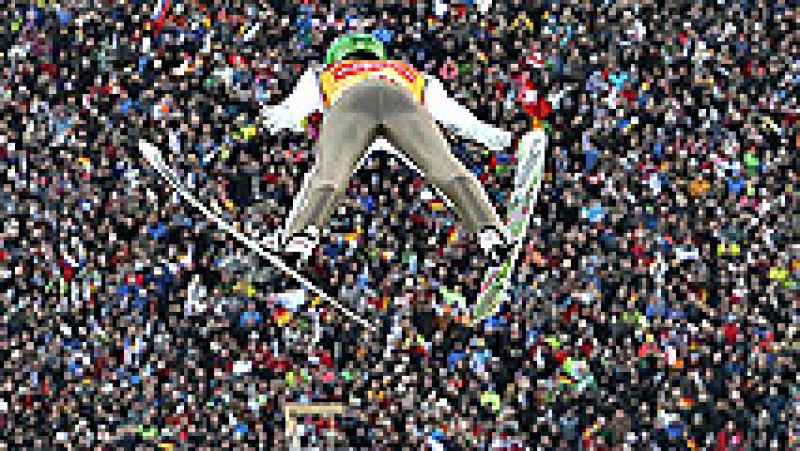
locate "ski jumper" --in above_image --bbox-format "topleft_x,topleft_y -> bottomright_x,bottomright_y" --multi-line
283,59 -> 509,238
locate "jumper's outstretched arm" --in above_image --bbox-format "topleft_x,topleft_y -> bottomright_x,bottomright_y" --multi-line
262,67 -> 323,134
423,75 -> 513,151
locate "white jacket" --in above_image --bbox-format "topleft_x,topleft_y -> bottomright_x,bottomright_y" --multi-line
262,66 -> 513,152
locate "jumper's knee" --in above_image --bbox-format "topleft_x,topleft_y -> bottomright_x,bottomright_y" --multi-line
285,182 -> 340,237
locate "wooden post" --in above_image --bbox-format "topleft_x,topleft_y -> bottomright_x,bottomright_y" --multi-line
284,403 -> 346,450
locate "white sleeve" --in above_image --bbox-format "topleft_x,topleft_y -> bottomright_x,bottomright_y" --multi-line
263,67 -> 324,133
423,75 -> 512,151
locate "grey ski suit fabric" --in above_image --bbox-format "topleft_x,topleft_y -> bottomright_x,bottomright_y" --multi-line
284,78 -> 501,237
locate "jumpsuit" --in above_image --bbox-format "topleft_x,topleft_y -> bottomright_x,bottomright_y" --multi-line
284,75 -> 502,237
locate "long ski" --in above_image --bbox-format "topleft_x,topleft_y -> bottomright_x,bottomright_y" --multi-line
139,140 -> 375,331
469,129 -> 548,324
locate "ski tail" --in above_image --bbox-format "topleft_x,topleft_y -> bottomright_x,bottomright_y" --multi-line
139,140 -> 374,332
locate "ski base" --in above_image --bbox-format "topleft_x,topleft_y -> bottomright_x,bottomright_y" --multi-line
466,129 -> 548,326
139,140 -> 375,332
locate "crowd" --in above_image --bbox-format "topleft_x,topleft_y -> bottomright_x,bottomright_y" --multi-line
1,0 -> 796,448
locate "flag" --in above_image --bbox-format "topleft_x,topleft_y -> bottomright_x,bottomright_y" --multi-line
151,0 -> 171,36
446,226 -> 458,244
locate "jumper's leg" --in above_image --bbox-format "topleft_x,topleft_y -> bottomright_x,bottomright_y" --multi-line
379,83 -> 504,235
283,87 -> 382,238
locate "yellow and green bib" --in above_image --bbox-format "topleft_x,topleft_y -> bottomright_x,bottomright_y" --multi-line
319,60 -> 426,108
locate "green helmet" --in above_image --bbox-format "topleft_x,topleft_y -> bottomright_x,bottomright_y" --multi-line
325,33 -> 387,65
